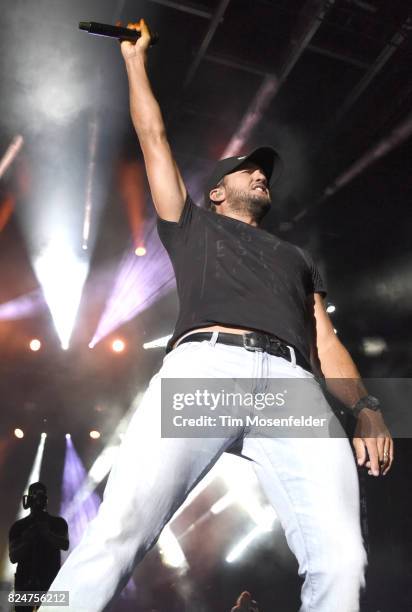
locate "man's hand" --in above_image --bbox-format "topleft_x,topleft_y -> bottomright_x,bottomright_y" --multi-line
231,591 -> 260,612
353,408 -> 394,476
118,19 -> 151,61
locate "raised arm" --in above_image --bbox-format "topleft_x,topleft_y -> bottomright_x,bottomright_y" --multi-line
120,19 -> 186,222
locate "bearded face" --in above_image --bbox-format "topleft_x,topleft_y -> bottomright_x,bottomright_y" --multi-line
221,162 -> 272,223
224,182 -> 271,222
209,161 -> 273,224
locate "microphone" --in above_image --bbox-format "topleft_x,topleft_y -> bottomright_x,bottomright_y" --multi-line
79,21 -> 159,45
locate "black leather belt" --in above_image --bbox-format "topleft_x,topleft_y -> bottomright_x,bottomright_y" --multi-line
175,331 -> 311,372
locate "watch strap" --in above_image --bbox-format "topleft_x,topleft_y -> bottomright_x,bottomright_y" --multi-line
352,395 -> 381,418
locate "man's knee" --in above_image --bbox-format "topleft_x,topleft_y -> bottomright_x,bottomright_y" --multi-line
336,540 -> 367,580
314,536 -> 367,584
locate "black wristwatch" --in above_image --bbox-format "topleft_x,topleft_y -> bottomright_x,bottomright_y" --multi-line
351,394 -> 381,418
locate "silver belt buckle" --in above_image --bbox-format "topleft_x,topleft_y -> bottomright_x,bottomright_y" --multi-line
268,336 -> 282,354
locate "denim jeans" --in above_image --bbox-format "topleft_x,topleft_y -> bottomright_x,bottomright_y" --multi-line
43,334 -> 367,612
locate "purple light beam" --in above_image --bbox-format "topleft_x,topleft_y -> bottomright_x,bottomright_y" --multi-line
0,289 -> 46,320
90,220 -> 176,347
60,436 -> 101,553
60,436 -> 137,599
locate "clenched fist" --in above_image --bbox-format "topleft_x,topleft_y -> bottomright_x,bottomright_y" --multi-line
118,19 -> 152,60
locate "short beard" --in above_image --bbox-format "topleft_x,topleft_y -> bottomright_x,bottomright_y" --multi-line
225,186 -> 271,224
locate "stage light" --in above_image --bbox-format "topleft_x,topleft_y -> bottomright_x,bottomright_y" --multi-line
0,135 -> 24,179
361,337 -> 388,356
61,435 -> 101,555
210,492 -> 233,515
0,193 -> 15,233
172,453 -> 273,527
82,113 -> 99,251
65,433 -> 71,440
17,436 -> 46,512
89,430 -> 100,439
163,454 -> 278,575
222,76 -> 278,158
29,338 -> 41,352
143,334 -> 172,349
63,395 -> 143,521
322,112 -> 412,202
60,434 -> 136,597
34,235 -> 89,350
158,525 -> 188,570
14,428 -> 24,439
326,304 -> 336,313
226,525 -> 267,563
119,159 -> 146,258
112,339 -> 125,353
89,223 -> 175,347
2,432 -> 47,581
0,289 -> 45,321
217,455 -> 277,528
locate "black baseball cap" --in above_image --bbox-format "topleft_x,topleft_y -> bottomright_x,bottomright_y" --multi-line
204,146 -> 282,206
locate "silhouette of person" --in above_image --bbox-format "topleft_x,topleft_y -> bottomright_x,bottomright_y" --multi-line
9,482 -> 69,612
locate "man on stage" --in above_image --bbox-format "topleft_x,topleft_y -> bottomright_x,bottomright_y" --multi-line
9,482 -> 69,612
42,19 -> 393,612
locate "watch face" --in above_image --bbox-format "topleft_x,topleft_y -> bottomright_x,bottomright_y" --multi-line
353,395 -> 380,416
359,395 -> 380,410
364,395 -> 380,409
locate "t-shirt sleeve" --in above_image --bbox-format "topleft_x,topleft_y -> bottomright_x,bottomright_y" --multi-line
156,194 -> 198,249
298,248 -> 327,297
156,194 -> 195,229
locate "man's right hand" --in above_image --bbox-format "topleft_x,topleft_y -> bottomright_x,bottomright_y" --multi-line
118,19 -> 151,61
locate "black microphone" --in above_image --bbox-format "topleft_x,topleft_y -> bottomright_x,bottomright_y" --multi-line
79,21 -> 159,45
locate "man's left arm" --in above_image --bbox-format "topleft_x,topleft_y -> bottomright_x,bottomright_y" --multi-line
310,292 -> 394,477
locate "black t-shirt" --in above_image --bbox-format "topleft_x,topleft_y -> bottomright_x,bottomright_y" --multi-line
157,196 -> 326,364
9,513 -> 68,591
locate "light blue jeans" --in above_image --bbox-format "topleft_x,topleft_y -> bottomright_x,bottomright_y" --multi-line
44,334 -> 367,612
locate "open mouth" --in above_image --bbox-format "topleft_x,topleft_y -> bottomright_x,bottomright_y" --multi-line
252,184 -> 267,194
